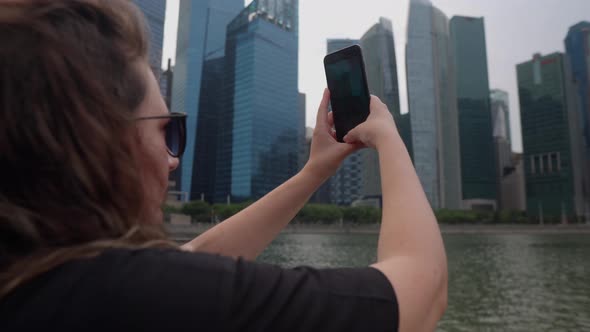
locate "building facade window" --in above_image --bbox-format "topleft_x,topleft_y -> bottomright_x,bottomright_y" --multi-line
542,154 -> 549,173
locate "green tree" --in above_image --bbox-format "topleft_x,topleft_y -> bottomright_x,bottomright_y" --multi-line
181,201 -> 211,223
162,204 -> 180,215
495,210 -> 528,224
435,209 -> 480,224
297,204 -> 342,224
342,206 -> 381,224
211,201 -> 254,221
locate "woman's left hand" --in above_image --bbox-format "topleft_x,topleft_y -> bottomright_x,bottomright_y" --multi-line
303,88 -> 364,182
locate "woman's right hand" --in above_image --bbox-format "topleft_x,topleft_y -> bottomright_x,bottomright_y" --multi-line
343,95 -> 399,150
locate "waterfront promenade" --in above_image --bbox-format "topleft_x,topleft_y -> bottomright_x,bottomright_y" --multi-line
166,223 -> 590,242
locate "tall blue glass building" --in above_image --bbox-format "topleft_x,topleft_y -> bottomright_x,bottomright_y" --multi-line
517,53 -> 587,220
451,16 -> 497,210
132,0 -> 166,74
490,89 -> 514,210
298,93 -> 307,171
565,22 -> 590,182
327,39 -> 360,53
215,0 -> 299,202
171,0 -> 243,201
406,0 -> 462,209
360,18 -> 402,200
490,89 -> 512,146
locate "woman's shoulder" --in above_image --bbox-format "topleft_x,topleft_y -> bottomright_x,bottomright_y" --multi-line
1,248 -> 238,331
91,247 -> 237,275
69,247 -> 239,309
61,247 -> 239,292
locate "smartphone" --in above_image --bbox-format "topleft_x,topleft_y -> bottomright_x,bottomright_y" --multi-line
323,45 -> 371,143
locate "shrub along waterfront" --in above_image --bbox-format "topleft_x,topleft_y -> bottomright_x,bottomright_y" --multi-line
162,201 -> 576,224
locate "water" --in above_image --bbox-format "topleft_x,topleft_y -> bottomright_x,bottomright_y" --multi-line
257,233 -> 590,331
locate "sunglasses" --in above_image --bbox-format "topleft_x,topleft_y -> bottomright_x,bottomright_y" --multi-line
136,112 -> 187,158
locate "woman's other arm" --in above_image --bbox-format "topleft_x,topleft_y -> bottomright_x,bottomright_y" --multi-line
344,96 -> 448,332
182,89 -> 360,260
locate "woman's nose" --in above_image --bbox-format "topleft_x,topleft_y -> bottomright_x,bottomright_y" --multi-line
168,155 -> 179,172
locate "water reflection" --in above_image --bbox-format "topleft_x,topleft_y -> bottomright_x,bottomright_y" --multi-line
258,233 -> 590,331
258,233 -> 379,268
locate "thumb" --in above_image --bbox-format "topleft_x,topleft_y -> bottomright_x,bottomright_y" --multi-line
339,140 -> 364,154
343,126 -> 362,144
315,88 -> 330,130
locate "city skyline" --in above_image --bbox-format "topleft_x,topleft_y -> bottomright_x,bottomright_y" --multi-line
149,0 -> 590,214
162,0 -> 590,153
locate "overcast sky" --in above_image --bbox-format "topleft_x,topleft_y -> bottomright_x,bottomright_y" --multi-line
162,0 -> 590,152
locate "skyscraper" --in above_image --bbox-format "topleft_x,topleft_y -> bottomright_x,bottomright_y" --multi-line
565,22 -> 590,217
565,22 -> 590,158
517,53 -> 587,221
491,89 -> 517,210
502,153 -> 526,212
327,39 -> 360,53
360,17 -> 403,199
361,18 -> 401,117
451,16 -> 496,210
304,127 -> 332,204
298,93 -> 307,171
160,59 -> 174,109
325,39 -> 363,206
490,89 -> 512,146
216,0 -> 299,202
132,0 -> 166,75
171,0 -> 243,201
433,8 -> 462,211
406,0 -> 462,209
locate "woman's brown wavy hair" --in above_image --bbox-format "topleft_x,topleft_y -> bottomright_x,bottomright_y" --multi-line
0,0 -> 176,299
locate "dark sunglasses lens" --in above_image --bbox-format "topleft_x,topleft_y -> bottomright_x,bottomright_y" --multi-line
178,116 -> 186,156
165,118 -> 180,156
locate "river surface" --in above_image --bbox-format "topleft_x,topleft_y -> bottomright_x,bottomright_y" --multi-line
257,233 -> 590,331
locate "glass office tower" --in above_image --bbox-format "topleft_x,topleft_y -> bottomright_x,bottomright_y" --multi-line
451,16 -> 496,210
298,93 -> 307,172
360,18 -> 404,201
565,22 -> 590,157
406,0 -> 462,209
171,0 -> 243,201
132,0 -> 166,74
216,0 -> 299,202
517,53 -> 587,221
490,89 -> 512,146
491,89 -> 514,210
434,9 -> 462,210
407,0 -> 438,208
565,22 -> 590,219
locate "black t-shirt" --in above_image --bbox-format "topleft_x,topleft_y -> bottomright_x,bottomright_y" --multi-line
0,248 -> 398,331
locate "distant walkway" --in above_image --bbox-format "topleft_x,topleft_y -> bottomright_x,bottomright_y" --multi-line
439,224 -> 590,235
166,223 -> 590,242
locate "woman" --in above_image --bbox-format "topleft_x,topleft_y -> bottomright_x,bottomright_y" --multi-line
0,1 -> 447,331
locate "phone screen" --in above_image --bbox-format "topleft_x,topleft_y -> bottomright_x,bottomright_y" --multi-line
324,46 -> 370,142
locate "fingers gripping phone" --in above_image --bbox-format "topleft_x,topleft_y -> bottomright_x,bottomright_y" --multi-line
323,45 -> 371,143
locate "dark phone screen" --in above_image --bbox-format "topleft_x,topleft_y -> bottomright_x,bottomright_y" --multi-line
325,52 -> 370,142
